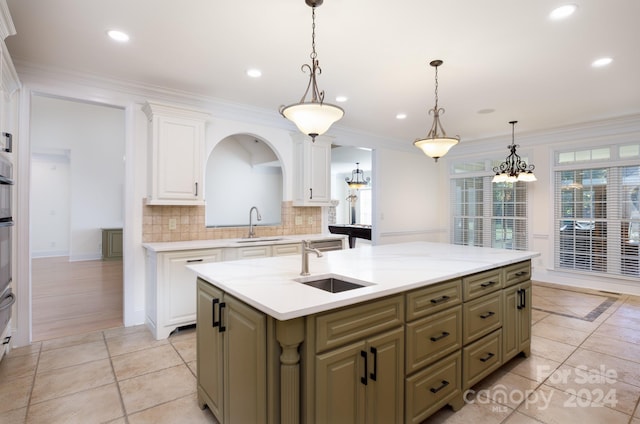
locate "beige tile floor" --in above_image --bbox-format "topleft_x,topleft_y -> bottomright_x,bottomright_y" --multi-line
0,282 -> 639,424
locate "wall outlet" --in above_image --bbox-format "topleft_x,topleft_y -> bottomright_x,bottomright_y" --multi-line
308,216 -> 314,225
295,216 -> 303,225
168,218 -> 177,230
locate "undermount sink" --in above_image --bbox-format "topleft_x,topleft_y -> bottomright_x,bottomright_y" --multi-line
296,276 -> 369,293
236,237 -> 284,243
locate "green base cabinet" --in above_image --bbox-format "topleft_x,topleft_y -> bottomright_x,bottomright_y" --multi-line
197,279 -> 267,424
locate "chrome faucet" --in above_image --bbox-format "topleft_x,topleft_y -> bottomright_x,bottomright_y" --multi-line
301,240 -> 323,276
248,206 -> 262,238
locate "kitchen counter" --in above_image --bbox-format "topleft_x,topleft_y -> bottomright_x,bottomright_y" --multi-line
142,233 -> 346,252
188,241 -> 539,321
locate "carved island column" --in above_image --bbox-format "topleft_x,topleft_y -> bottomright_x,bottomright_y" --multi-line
276,318 -> 305,424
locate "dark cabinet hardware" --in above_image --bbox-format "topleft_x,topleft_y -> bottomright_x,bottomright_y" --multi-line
212,298 -> 220,328
219,302 -> 226,332
430,380 -> 450,393
370,347 -> 378,381
195,182 -> 198,196
430,295 -> 450,304
515,271 -> 527,277
360,350 -> 368,385
480,281 -> 496,288
517,288 -> 527,309
430,331 -> 450,342
309,188 -> 313,199
480,352 -> 495,362
187,259 -> 204,263
479,311 -> 495,319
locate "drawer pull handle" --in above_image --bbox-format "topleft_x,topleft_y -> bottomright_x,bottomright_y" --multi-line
370,347 -> 378,381
187,259 -> 204,263
480,352 -> 495,363
212,298 -> 220,328
430,295 -> 450,304
360,350 -> 368,385
430,380 -> 450,394
480,281 -> 496,288
515,271 -> 527,277
219,302 -> 226,333
430,331 -> 450,342
480,311 -> 495,319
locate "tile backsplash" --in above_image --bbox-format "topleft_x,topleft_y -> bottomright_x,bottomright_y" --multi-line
142,200 -> 321,243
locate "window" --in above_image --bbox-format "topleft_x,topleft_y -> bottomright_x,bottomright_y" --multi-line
554,144 -> 640,278
450,160 -> 529,251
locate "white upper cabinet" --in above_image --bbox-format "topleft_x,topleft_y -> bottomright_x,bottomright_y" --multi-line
0,1 -> 19,155
292,134 -> 332,206
143,101 -> 209,205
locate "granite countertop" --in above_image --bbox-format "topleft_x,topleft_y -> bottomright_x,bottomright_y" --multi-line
188,241 -> 539,321
142,233 -> 347,252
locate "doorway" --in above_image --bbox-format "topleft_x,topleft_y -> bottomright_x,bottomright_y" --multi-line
29,95 -> 125,341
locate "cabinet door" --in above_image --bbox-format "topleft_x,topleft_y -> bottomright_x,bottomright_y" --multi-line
155,115 -> 203,202
164,249 -> 223,326
502,281 -> 532,361
316,340 -> 367,424
518,281 -> 532,356
365,327 -> 404,424
224,295 -> 267,424
502,285 -> 519,361
196,280 -> 224,420
293,136 -> 332,206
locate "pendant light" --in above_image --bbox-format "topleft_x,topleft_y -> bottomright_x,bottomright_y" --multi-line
492,121 -> 537,183
345,162 -> 370,189
279,0 -> 344,141
413,60 -> 460,162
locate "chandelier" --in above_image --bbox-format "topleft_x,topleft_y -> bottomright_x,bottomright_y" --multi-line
279,0 -> 344,141
492,121 -> 537,183
345,162 -> 370,189
413,60 -> 460,162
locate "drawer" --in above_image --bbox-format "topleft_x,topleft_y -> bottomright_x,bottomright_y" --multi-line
406,305 -> 462,374
405,351 -> 462,424
463,329 -> 502,390
235,245 -> 272,259
315,295 -> 404,353
406,279 -> 462,321
462,268 -> 502,301
462,291 -> 502,345
272,243 -> 302,256
504,261 -> 531,288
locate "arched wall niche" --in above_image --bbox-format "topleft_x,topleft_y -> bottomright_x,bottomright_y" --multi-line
205,133 -> 284,227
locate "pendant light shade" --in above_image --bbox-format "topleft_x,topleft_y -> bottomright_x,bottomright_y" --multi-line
280,0 -> 344,141
413,60 -> 459,162
345,162 -> 370,189
492,121 -> 537,183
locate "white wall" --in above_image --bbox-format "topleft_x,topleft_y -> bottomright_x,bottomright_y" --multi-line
30,95 -> 125,260
30,151 -> 70,256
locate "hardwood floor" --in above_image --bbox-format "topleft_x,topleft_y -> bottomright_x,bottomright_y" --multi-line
31,256 -> 123,341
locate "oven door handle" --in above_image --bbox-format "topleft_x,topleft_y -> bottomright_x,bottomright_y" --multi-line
0,292 -> 15,311
0,221 -> 13,228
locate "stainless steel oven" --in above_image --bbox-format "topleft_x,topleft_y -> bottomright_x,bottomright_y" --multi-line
0,155 -> 13,295
0,154 -> 13,347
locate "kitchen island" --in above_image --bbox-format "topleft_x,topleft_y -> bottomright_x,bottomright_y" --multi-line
189,241 -> 539,424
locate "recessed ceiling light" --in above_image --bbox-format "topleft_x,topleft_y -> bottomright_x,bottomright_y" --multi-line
396,113 -> 407,120
335,96 -> 348,103
591,57 -> 613,67
107,30 -> 130,43
246,68 -> 262,78
549,4 -> 577,20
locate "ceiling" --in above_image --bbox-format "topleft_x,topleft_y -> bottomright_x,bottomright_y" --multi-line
5,0 -> 640,145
